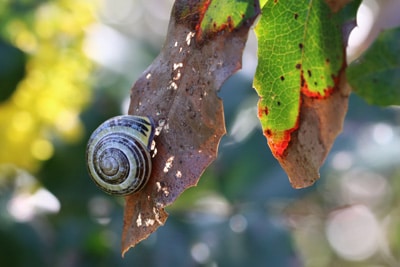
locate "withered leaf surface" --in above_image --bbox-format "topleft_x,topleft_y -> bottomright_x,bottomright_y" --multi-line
280,72 -> 350,188
122,0 -> 259,255
253,1 -> 349,188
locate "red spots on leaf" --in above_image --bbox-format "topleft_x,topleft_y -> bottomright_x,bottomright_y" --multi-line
264,118 -> 299,158
300,58 -> 346,99
197,0 -> 211,24
195,2 -> 240,42
300,71 -> 334,99
265,130 -> 290,157
197,15 -> 235,41
301,82 -> 334,99
295,63 -> 301,69
192,0 -> 260,43
194,0 -> 211,40
222,16 -> 235,32
258,106 -> 269,118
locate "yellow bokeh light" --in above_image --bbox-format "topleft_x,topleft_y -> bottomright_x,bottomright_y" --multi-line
36,96 -> 63,123
31,139 -> 54,161
11,111 -> 34,133
35,5 -> 58,39
15,30 -> 38,54
55,110 -> 84,142
0,0 -> 99,172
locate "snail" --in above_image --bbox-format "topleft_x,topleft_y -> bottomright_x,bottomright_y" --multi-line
86,115 -> 155,196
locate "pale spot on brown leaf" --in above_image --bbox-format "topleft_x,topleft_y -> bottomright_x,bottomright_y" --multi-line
163,156 -> 174,173
136,213 -> 142,227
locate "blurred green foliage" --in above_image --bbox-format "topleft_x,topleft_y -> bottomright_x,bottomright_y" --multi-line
0,39 -> 25,102
1,1 -> 400,267
347,27 -> 400,106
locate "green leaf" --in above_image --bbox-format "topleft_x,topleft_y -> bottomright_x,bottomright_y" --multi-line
175,0 -> 260,42
347,27 -> 400,106
253,1 -> 343,157
198,0 -> 260,40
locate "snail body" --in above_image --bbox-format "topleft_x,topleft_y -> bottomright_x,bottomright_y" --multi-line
86,115 -> 155,196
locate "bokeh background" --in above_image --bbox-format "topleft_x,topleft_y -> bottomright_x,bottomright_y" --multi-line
1,1 -> 400,266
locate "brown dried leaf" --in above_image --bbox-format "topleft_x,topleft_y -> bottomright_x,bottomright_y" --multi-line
122,0 -> 259,255
278,71 -> 351,188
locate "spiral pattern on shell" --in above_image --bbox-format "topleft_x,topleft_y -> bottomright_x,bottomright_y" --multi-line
86,115 -> 155,196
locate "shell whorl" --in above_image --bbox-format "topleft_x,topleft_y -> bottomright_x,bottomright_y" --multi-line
86,115 -> 155,196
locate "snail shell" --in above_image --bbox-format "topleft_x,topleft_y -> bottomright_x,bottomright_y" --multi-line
86,115 -> 155,196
